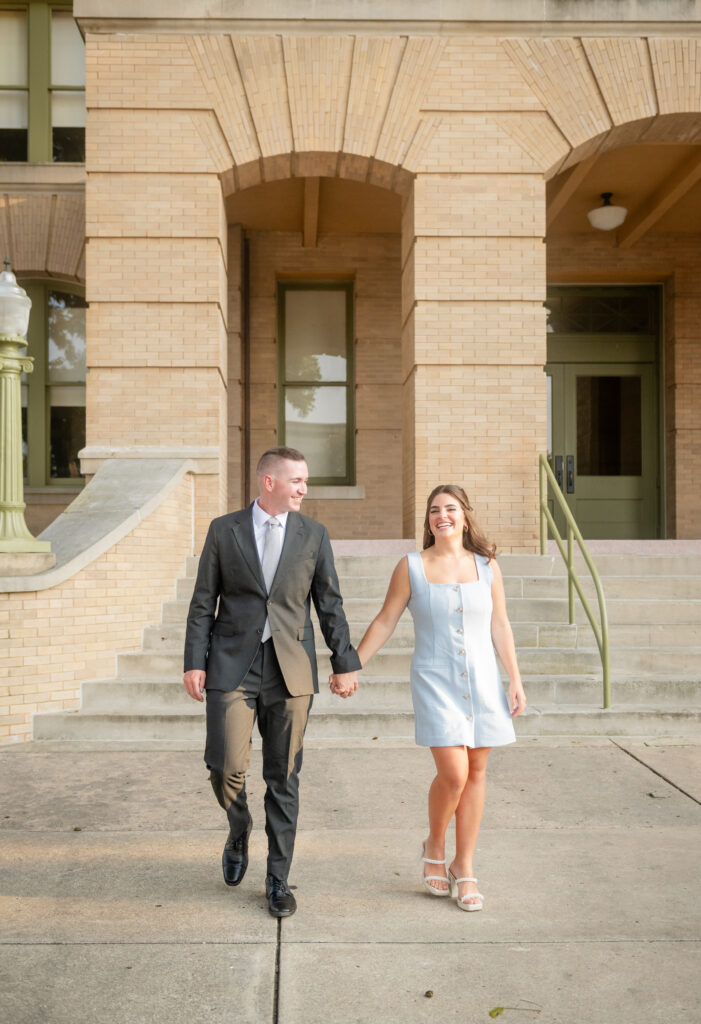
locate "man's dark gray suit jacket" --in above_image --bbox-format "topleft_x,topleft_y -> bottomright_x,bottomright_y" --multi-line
184,505 -> 361,697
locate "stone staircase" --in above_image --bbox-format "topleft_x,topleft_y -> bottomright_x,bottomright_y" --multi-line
33,551 -> 701,742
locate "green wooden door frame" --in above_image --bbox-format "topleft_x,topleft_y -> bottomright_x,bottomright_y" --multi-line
545,285 -> 662,540
21,278 -> 85,488
277,280 -> 356,486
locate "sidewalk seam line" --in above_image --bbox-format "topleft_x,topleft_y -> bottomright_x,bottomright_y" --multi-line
273,918 -> 281,1024
610,740 -> 701,807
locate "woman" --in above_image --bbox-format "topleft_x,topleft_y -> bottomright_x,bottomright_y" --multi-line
355,485 -> 526,911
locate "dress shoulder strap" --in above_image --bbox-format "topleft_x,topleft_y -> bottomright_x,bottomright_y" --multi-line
476,553 -> 494,585
406,551 -> 425,592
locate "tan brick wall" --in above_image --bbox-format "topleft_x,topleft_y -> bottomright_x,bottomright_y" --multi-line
245,230 -> 403,538
547,233 -> 701,538
0,474 -> 193,744
404,171 -> 547,550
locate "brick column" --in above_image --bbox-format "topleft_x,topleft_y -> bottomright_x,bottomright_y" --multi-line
402,172 -> 547,551
84,34 -> 229,549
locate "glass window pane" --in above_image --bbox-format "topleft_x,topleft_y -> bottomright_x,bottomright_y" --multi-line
0,90 -> 28,128
545,291 -> 654,335
285,289 -> 347,382
52,92 -> 86,161
285,386 -> 347,479
50,399 -> 85,479
51,11 -> 85,87
0,12 -> 28,87
577,376 -> 642,476
52,90 -> 86,128
48,291 -> 86,383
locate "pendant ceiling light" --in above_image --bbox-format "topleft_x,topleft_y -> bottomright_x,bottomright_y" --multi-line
587,192 -> 628,231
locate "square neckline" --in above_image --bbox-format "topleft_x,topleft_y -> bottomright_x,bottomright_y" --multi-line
417,550 -> 481,586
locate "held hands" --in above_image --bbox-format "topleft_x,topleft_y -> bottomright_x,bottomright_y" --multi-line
183,669 -> 206,702
329,671 -> 358,699
509,679 -> 527,718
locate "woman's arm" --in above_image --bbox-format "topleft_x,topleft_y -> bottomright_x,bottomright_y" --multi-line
489,559 -> 527,718
355,556 -> 411,667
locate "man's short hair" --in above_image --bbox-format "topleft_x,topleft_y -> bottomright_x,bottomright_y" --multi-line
256,446 -> 306,478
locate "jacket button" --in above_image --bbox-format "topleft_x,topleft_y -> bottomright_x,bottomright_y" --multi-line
256,628 -> 263,635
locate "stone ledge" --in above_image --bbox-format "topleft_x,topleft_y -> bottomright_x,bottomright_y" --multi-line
79,446 -> 219,476
0,459 -> 194,593
305,485 -> 366,500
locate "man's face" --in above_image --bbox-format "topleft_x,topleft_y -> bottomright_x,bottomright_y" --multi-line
263,459 -> 309,515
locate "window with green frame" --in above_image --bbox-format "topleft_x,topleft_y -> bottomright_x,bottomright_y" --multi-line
278,281 -> 355,485
0,1 -> 85,163
20,280 -> 86,485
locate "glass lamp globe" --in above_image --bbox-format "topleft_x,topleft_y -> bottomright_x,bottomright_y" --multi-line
587,192 -> 628,231
0,260 -> 32,338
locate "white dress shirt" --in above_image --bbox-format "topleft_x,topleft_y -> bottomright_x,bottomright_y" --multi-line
252,499 -> 289,642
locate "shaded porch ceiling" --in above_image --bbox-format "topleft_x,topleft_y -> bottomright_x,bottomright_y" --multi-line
226,176 -> 402,238
547,142 -> 701,244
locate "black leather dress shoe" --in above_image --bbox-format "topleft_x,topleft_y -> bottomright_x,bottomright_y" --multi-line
266,874 -> 297,917
222,816 -> 252,887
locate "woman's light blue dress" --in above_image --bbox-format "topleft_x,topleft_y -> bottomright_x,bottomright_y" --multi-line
406,551 -> 516,748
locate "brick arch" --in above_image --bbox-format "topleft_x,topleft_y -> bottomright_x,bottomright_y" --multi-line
220,151 -> 414,200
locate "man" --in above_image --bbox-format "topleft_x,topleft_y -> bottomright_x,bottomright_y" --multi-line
183,447 -> 360,917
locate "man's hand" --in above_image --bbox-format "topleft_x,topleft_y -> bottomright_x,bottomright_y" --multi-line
328,671 -> 358,699
184,669 -> 206,702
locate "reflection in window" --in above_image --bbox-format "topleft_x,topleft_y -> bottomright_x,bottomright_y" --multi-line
577,376 -> 642,476
545,287 -> 657,335
280,283 -> 353,483
48,291 -> 86,478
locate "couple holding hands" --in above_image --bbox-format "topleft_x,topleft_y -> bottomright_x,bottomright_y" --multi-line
183,447 -> 526,918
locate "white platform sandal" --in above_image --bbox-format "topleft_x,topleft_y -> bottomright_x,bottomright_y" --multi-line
419,841 -> 450,896
448,869 -> 484,911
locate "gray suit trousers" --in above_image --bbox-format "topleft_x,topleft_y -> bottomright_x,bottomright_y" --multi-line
204,639 -> 312,880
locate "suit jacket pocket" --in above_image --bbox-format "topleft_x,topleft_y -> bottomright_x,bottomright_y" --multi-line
212,620 -> 238,637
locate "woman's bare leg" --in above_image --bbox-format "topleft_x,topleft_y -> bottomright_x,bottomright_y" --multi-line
423,746 -> 469,892
449,745 -> 491,905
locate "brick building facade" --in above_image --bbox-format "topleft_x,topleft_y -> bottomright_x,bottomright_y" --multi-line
1,0 -> 701,739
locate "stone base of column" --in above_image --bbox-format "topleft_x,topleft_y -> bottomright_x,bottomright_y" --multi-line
0,551 -> 56,575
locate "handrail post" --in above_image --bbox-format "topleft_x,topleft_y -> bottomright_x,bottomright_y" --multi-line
539,457 -> 547,555
537,453 -> 611,709
567,523 -> 575,625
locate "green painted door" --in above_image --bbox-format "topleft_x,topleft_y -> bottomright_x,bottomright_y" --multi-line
545,286 -> 661,540
548,362 -> 658,538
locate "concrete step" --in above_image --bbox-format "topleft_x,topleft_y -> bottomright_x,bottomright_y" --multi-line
142,620 -> 581,651
117,643 -> 701,681
79,675 -> 701,715
522,575 -> 701,600
32,703 -> 701,742
551,553 -> 701,577
181,552 -> 560,580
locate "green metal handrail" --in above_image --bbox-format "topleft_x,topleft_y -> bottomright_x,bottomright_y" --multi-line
538,454 -> 611,708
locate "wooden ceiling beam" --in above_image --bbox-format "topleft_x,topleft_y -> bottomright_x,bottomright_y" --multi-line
546,155 -> 598,229
303,176 -> 320,248
617,149 -> 701,249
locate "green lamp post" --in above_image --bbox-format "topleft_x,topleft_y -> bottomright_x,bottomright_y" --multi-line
0,259 -> 54,571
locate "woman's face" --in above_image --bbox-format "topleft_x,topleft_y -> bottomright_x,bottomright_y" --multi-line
428,492 -> 466,539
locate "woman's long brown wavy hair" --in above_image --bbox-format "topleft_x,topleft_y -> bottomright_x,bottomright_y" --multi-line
422,484 -> 497,559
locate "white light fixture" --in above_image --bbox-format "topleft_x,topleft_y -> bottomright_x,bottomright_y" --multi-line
0,257 -> 32,338
587,192 -> 628,231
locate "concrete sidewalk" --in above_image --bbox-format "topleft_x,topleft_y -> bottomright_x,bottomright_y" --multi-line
1,736 -> 699,1024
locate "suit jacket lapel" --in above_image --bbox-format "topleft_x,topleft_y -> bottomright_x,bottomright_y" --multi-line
269,511 -> 306,594
231,504 -> 266,593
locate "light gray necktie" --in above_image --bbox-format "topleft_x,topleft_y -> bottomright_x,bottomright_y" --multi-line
261,518 -> 283,641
